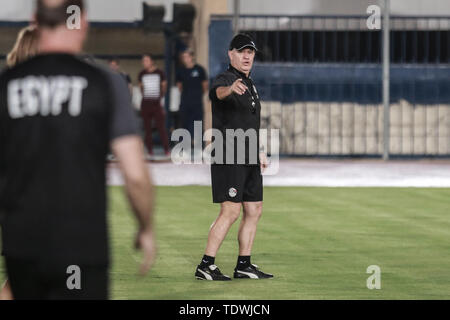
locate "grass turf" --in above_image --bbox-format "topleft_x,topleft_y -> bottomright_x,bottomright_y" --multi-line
2,186 -> 450,299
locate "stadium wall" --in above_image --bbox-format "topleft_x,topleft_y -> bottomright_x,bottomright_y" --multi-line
209,18 -> 450,157
261,100 -> 450,156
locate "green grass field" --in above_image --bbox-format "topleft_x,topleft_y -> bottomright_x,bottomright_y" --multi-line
2,186 -> 450,299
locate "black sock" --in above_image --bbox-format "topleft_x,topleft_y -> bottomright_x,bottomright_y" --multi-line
200,255 -> 215,267
236,255 -> 251,270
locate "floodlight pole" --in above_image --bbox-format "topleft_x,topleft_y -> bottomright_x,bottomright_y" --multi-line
233,0 -> 240,34
382,0 -> 390,160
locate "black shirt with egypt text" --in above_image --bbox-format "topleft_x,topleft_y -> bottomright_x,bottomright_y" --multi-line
0,53 -> 139,265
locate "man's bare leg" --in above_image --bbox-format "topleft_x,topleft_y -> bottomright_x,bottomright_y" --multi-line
195,202 -> 241,280
234,201 -> 273,279
237,201 -> 263,256
204,201 -> 242,257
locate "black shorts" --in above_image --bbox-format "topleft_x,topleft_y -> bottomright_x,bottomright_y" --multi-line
211,164 -> 263,203
4,256 -> 109,300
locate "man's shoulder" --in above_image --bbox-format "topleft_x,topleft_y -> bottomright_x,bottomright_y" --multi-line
209,69 -> 237,102
212,70 -> 237,87
74,58 -> 126,90
216,68 -> 234,78
212,69 -> 236,86
3,54 -> 109,79
0,55 -> 86,82
83,59 -> 113,76
46,55 -> 127,92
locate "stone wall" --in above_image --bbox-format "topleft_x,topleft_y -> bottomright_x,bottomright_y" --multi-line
261,100 -> 450,155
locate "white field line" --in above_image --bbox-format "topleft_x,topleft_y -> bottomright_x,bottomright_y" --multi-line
107,160 -> 450,188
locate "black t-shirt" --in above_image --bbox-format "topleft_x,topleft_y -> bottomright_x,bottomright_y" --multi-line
176,64 -> 207,109
0,53 -> 138,265
121,71 -> 132,86
209,65 -> 261,165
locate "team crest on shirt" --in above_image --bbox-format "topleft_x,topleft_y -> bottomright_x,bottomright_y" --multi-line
229,188 -> 237,198
191,70 -> 199,77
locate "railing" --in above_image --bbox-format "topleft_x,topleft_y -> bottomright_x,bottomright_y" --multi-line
209,15 -> 450,157
213,15 -> 450,64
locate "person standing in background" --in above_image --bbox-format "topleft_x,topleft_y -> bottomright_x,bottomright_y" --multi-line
109,57 -> 133,96
138,53 -> 170,158
176,49 -> 208,143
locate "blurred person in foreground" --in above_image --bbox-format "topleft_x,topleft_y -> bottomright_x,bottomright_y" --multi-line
194,34 -> 272,281
176,49 -> 208,143
0,0 -> 156,300
0,24 -> 39,301
138,53 -> 170,158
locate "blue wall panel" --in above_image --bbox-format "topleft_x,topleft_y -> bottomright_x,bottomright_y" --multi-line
209,19 -> 450,105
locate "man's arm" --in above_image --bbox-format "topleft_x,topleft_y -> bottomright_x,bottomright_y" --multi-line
108,70 -> 156,275
259,143 -> 269,173
202,80 -> 208,95
216,78 -> 248,100
111,135 -> 156,275
200,67 -> 208,95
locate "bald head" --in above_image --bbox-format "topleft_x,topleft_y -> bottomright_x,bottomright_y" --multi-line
35,0 -> 88,54
36,0 -> 85,29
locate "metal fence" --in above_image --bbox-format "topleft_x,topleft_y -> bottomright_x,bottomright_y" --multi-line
232,15 -> 450,64
210,15 -> 450,158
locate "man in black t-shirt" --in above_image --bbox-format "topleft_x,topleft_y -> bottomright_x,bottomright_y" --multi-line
194,34 -> 272,281
109,57 -> 133,96
176,50 -> 208,138
0,0 -> 156,300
